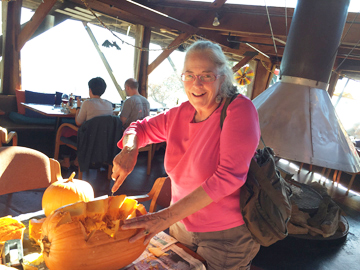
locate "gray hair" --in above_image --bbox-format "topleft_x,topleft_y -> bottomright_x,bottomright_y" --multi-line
184,40 -> 237,98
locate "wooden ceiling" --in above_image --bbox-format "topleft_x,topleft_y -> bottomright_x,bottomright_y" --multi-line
19,0 -> 360,79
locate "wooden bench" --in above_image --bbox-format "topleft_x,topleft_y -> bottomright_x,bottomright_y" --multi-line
0,94 -> 54,132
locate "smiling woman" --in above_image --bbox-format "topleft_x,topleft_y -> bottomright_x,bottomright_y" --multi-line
111,40 -> 261,270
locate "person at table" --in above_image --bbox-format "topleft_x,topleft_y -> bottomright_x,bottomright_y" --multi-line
111,40 -> 261,270
120,78 -> 150,129
59,77 -> 114,168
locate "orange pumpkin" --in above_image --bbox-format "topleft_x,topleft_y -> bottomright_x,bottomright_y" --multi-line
42,172 -> 94,216
41,195 -> 148,270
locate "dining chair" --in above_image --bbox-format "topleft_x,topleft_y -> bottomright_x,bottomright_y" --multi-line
54,116 -> 121,180
131,176 -> 171,213
0,146 -> 62,200
54,116 -> 154,178
0,126 -> 18,146
54,123 -> 78,162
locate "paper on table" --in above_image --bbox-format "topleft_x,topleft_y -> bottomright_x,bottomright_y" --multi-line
122,231 -> 206,270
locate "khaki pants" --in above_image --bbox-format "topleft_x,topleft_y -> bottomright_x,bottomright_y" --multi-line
170,222 -> 260,270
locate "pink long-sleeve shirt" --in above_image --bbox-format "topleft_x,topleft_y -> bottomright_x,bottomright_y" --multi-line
118,94 -> 260,232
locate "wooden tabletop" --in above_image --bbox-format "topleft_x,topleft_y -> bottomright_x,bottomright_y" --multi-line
21,103 -> 75,118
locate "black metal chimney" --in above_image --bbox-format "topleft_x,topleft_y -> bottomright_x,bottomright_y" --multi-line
252,0 -> 360,173
281,0 -> 349,83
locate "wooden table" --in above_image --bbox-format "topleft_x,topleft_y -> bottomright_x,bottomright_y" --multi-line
21,103 -> 75,130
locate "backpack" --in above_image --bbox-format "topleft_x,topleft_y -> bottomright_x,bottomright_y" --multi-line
220,94 -> 292,247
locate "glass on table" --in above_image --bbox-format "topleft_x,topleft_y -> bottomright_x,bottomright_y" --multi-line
61,93 -> 69,105
61,93 -> 70,113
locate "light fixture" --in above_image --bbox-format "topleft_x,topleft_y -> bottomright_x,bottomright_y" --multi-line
213,13 -> 220,27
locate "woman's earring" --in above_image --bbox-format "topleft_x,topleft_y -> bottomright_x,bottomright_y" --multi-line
215,95 -> 222,103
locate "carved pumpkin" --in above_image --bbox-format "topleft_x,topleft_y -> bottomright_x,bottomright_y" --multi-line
42,172 -> 94,216
41,195 -> 148,270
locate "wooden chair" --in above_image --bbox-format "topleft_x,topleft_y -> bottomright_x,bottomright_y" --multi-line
0,146 -> 62,199
54,123 -> 78,162
54,121 -> 154,178
131,177 -> 171,213
0,126 -> 18,146
54,119 -> 118,180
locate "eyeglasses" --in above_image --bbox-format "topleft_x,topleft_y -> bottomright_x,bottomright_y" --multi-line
181,72 -> 221,83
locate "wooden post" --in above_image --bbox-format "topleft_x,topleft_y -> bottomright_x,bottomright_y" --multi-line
1,0 -> 22,95
138,27 -> 151,98
134,25 -> 144,82
251,60 -> 274,100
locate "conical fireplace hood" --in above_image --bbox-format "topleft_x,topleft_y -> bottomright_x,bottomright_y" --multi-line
252,0 -> 360,172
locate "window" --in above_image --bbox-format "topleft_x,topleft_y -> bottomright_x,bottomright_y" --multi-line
148,45 -> 187,109
21,9 -> 134,104
331,77 -> 360,139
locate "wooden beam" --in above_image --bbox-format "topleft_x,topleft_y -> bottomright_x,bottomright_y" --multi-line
79,0 -> 263,62
222,46 -> 270,63
1,0 -> 22,95
17,0 -> 58,51
210,0 -> 227,9
83,22 -> 126,100
148,32 -> 192,75
232,54 -> 258,73
0,13 -> 69,57
100,0 -> 199,34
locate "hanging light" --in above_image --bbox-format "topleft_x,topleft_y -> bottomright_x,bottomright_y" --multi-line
213,13 -> 220,27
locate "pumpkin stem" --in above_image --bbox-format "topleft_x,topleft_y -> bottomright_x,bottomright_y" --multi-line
67,171 -> 76,182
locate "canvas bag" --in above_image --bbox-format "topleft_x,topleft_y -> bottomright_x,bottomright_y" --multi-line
220,94 -> 292,247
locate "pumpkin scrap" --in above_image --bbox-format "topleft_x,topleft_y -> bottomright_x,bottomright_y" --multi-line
0,216 -> 25,242
22,252 -> 45,270
41,195 -> 148,270
29,218 -> 46,244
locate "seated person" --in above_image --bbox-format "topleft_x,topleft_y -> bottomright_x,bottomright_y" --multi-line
75,77 -> 114,126
120,78 -> 150,129
60,77 -> 114,168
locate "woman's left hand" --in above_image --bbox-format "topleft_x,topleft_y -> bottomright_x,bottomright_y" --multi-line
122,208 -> 173,245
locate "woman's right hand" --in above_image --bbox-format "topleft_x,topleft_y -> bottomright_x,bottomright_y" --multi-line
111,135 -> 139,193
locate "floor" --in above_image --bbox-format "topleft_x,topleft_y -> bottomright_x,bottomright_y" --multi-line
1,131 -> 360,270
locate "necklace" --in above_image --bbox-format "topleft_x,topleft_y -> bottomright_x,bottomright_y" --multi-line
193,99 -> 223,123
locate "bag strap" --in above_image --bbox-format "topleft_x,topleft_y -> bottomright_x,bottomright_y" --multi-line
220,94 -> 238,129
220,94 -> 286,208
